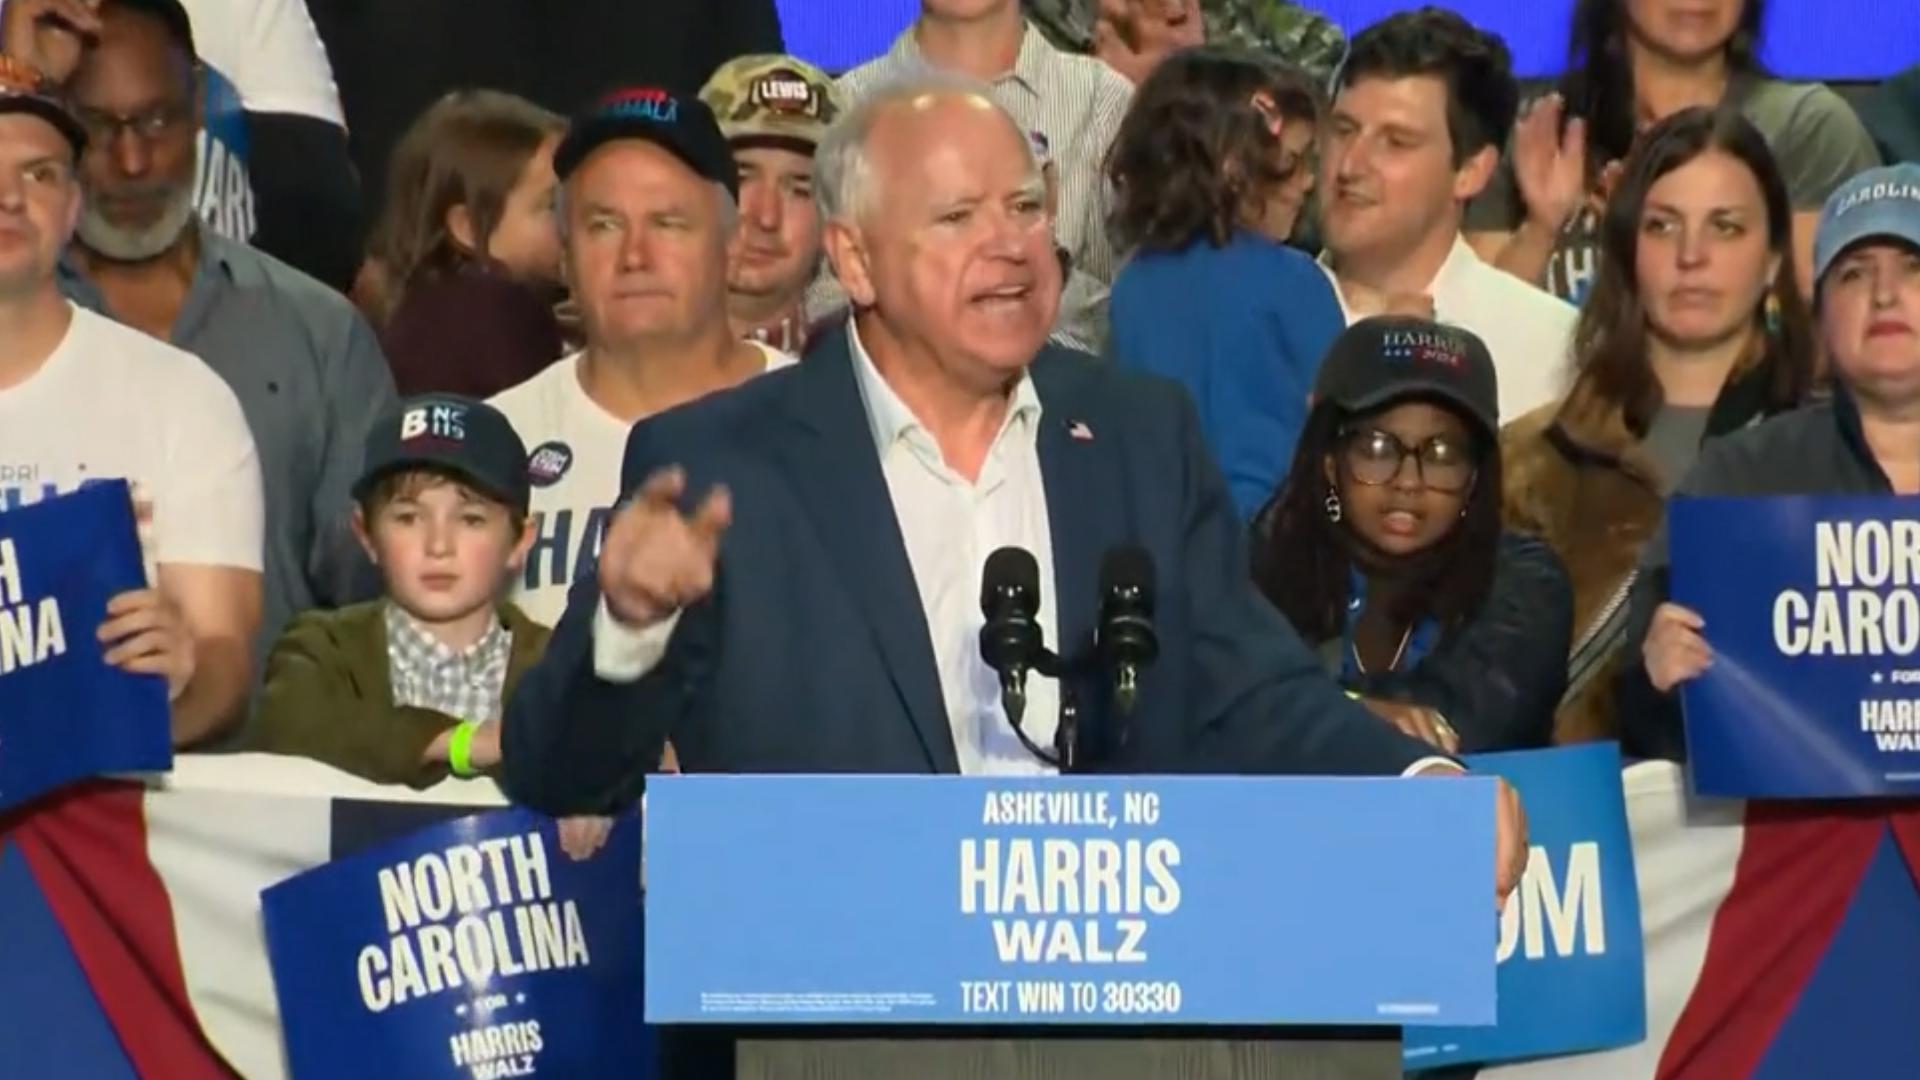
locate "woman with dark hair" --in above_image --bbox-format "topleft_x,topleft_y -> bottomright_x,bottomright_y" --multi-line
1467,0 -> 1878,303
1106,46 -> 1340,518
1502,107 -> 1816,744
367,90 -> 570,398
1254,317 -> 1572,754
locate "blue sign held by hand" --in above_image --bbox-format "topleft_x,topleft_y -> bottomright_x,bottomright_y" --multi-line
1672,495 -> 1920,798
1403,744 -> 1646,1068
262,808 -> 649,1079
0,480 -> 169,814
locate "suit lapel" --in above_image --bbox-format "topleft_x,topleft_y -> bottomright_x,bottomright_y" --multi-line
772,333 -> 959,773
1031,354 -> 1129,671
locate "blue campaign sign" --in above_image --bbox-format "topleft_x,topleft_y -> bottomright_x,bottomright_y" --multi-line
261,808 -> 648,1079
0,481 -> 170,814
1403,744 -> 1645,1068
1671,495 -> 1920,798
645,774 -> 1496,1026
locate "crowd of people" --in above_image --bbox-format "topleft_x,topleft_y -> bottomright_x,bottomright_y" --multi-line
1,0 -> 1917,932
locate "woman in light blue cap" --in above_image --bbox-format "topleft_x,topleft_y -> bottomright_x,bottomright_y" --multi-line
1612,161 -> 1920,761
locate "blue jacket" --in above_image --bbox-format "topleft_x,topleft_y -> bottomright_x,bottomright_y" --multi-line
502,326 -> 1436,814
1108,231 -> 1346,519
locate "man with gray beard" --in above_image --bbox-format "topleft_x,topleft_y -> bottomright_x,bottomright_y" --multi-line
1,0 -> 396,737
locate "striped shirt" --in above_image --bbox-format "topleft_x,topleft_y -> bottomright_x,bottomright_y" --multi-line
836,19 -> 1133,354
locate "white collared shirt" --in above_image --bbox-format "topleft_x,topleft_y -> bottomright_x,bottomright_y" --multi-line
1320,236 -> 1579,422
847,322 -> 1062,775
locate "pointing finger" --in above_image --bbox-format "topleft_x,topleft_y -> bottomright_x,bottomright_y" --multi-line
634,466 -> 687,506
689,485 -> 732,542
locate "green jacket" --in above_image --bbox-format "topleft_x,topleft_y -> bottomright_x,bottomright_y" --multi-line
249,601 -> 550,789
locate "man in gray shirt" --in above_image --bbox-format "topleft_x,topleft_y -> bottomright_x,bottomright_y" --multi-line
12,0 -> 394,712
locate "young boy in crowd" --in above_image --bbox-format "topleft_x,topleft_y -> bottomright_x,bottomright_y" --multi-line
253,393 -> 616,857
253,394 -> 542,787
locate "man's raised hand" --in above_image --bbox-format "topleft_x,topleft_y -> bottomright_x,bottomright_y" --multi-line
598,466 -> 731,629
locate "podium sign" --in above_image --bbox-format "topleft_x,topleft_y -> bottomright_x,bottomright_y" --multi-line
645,774 -> 1496,1026
1671,495 -> 1920,797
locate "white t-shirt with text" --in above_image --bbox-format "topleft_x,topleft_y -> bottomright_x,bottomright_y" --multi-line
0,304 -> 264,579
490,342 -> 794,626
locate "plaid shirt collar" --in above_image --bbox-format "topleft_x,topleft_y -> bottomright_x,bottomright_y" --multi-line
384,603 -> 513,719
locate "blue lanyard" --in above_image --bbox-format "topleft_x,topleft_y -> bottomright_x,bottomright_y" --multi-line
1339,569 -> 1441,683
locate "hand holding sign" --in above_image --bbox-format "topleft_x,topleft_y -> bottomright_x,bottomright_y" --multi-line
1643,601 -> 1711,692
558,815 -> 614,861
1413,763 -> 1530,909
1495,777 -> 1529,910
98,588 -> 195,702
600,466 -> 730,629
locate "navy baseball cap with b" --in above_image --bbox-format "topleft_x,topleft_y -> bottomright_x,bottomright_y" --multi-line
1313,316 -> 1501,437
354,396 -> 530,515
554,86 -> 738,197
1813,163 -> 1920,285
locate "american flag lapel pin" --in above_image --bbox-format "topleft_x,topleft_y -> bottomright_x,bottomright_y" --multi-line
1068,420 -> 1094,441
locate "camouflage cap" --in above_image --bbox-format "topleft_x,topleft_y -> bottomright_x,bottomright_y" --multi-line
699,54 -> 843,154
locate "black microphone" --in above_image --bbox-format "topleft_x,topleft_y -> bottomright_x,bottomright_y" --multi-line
979,546 -> 1043,726
1096,546 -> 1159,717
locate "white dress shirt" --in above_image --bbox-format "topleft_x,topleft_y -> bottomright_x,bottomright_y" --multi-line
591,325 -> 1455,777
1320,236 -> 1579,422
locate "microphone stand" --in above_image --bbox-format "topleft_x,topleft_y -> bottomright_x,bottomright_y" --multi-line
1000,647 -> 1082,773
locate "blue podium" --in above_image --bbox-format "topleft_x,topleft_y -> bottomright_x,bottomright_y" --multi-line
645,774 -> 1497,1079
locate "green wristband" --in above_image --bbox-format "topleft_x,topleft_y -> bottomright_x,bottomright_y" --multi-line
448,720 -> 481,777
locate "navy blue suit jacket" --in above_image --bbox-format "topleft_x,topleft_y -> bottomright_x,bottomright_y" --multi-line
503,328 -> 1435,813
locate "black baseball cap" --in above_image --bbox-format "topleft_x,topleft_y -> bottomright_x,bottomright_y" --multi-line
0,60 -> 86,160
553,86 -> 738,198
354,396 -> 531,515
1313,316 -> 1500,437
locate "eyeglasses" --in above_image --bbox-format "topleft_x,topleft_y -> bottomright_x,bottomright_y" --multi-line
1339,428 -> 1477,493
73,103 -> 192,145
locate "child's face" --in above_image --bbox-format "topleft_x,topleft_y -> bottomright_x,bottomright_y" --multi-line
358,480 -> 530,625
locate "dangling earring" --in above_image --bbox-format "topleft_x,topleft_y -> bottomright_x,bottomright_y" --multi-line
1324,491 -> 1343,523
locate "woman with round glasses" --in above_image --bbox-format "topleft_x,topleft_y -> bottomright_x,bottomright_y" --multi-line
1253,317 -> 1573,754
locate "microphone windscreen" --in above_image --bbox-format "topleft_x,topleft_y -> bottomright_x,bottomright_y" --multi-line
1098,545 -> 1155,602
981,546 -> 1041,613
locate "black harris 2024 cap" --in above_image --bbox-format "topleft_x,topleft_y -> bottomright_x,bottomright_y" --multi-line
1313,316 -> 1501,437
